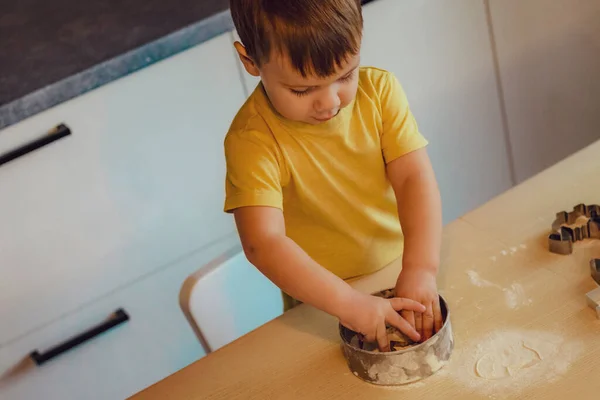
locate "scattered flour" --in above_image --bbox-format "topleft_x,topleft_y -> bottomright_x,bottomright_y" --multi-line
502,283 -> 533,309
467,270 -> 502,290
494,244 -> 527,259
451,330 -> 584,398
503,288 -> 519,309
466,271 -> 532,309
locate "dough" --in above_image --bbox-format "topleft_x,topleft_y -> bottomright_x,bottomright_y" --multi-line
349,326 -> 415,352
387,326 -> 415,350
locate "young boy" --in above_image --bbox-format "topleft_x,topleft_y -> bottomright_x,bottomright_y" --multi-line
224,0 -> 443,352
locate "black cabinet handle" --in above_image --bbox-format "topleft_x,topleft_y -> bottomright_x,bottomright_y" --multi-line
0,123 -> 71,168
30,308 -> 130,366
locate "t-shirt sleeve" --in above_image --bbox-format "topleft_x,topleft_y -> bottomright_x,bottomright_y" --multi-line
379,72 -> 429,164
223,131 -> 283,213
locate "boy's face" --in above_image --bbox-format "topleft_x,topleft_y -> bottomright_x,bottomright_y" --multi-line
236,44 -> 360,125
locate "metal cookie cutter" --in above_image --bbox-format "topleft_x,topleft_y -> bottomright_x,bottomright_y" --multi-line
548,204 -> 600,255
591,259 -> 600,286
548,204 -> 600,318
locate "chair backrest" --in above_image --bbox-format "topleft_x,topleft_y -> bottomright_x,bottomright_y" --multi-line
179,245 -> 283,353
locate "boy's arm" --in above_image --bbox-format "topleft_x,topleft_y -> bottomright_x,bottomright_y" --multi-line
233,205 -> 425,350
386,147 -> 443,341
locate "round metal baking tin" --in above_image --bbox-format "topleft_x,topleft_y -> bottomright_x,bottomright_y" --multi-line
339,289 -> 454,385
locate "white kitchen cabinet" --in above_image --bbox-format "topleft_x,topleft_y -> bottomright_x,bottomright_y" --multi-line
361,0 -> 514,223
0,32 -> 245,345
488,0 -> 600,182
0,233 -> 239,400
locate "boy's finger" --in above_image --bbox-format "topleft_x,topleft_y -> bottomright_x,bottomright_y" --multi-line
423,303 -> 435,341
362,331 -> 376,344
376,322 -> 390,352
387,309 -> 421,343
401,310 -> 416,329
415,312 -> 423,341
433,297 -> 443,332
389,297 -> 426,313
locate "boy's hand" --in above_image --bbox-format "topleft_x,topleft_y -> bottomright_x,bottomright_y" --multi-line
337,290 -> 426,352
395,268 -> 442,342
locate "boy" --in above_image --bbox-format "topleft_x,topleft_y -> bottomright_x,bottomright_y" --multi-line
224,0 -> 443,352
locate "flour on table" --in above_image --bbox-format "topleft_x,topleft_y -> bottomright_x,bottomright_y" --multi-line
474,341 -> 541,379
466,270 -> 532,309
502,283 -> 532,309
466,270 -> 502,290
494,244 -> 526,259
450,330 -> 583,398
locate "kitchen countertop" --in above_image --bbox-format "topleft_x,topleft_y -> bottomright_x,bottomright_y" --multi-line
0,0 -> 378,131
130,139 -> 600,399
0,0 -> 232,130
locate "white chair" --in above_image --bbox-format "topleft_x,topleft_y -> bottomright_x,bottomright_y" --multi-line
179,245 -> 283,354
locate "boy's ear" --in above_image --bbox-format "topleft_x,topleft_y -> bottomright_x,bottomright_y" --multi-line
234,41 -> 260,77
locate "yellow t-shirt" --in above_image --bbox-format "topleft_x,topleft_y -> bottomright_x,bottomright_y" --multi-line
223,67 -> 428,279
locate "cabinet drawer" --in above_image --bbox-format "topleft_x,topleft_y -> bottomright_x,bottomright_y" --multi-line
0,31 -> 245,345
0,233 -> 239,400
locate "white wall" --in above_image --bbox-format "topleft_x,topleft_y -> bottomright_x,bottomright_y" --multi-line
488,0 -> 600,182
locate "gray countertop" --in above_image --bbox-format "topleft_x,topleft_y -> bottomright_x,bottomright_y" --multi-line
0,0 -> 377,131
0,0 -> 233,130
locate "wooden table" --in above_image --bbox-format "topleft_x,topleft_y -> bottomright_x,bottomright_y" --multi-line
131,141 -> 600,399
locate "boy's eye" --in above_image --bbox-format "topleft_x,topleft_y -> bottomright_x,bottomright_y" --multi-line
289,69 -> 356,97
338,70 -> 356,83
291,88 -> 310,97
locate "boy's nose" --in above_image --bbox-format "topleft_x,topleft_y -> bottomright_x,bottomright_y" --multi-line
315,87 -> 341,114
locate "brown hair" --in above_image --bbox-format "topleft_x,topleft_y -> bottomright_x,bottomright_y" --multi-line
230,0 -> 363,77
